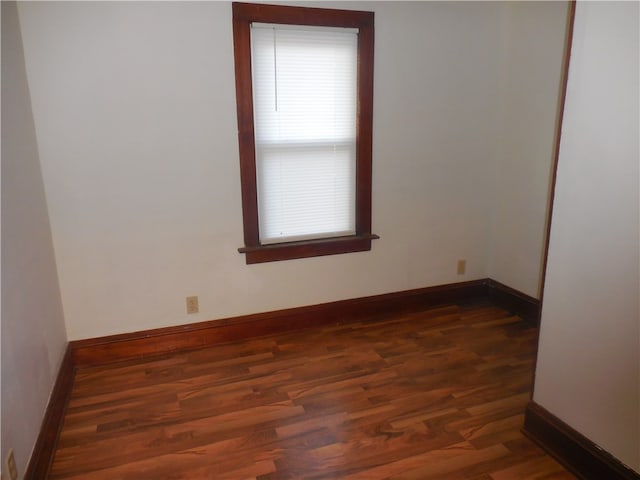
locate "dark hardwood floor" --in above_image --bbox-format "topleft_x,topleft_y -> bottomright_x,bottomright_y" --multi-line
50,303 -> 574,479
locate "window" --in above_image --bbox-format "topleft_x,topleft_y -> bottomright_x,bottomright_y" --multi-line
232,2 -> 377,264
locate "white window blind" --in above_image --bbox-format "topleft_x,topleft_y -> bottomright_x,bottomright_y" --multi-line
250,23 -> 358,244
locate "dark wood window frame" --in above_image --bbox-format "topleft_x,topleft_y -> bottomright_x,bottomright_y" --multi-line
232,2 -> 378,264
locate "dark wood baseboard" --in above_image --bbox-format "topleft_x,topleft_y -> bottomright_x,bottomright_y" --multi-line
26,278 -> 540,478
70,279 -> 488,366
485,278 -> 540,324
523,401 -> 640,480
25,346 -> 76,480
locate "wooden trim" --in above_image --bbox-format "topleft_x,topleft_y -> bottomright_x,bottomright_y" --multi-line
355,10 -> 374,237
71,279 -> 487,367
232,4 -> 260,247
238,234 -> 379,264
25,346 -> 75,480
538,0 -> 577,310
485,279 -> 540,325
523,402 -> 640,480
232,2 -> 376,264
530,0 -> 577,407
232,2 -> 374,27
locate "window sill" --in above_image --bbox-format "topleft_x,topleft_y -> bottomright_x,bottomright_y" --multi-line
238,234 -> 379,264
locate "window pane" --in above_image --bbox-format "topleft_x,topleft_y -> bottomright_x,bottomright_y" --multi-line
257,143 -> 356,243
251,24 -> 358,244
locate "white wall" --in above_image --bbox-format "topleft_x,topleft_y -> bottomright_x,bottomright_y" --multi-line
488,1 -> 568,298
534,1 -> 640,471
14,1 -> 568,341
1,2 -> 68,477
17,1 -> 509,340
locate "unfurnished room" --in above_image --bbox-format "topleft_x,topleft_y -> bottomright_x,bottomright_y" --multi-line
2,1 -> 639,479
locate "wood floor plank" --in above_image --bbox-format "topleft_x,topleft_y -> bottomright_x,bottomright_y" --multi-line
49,303 -> 575,479
490,455 -> 575,480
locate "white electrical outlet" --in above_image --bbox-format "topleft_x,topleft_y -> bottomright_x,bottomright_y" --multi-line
186,296 -> 199,314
